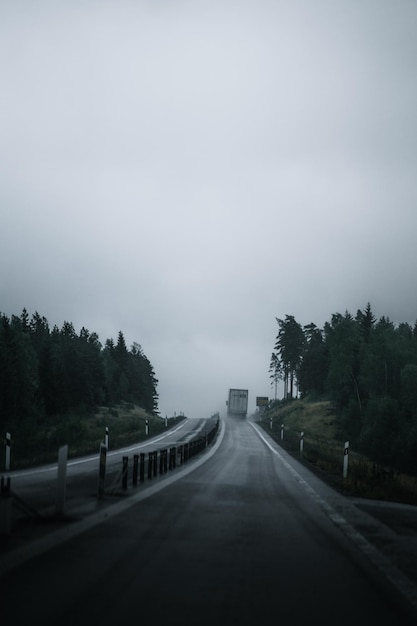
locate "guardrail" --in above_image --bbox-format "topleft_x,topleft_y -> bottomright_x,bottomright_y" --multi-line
105,417 -> 220,496
0,415 -> 220,534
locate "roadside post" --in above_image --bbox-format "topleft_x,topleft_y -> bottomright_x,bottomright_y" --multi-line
300,431 -> 304,456
122,456 -> 128,490
280,424 -> 284,440
56,444 -> 68,517
145,419 -> 149,436
105,426 -> 109,449
270,417 -> 273,430
133,454 -> 139,486
5,432 -> 11,471
139,453 -> 145,482
98,442 -> 107,499
147,452 -> 153,479
343,441 -> 349,478
0,476 -> 12,535
165,415 -> 168,428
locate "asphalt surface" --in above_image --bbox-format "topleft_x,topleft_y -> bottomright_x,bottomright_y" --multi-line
1,415 -> 417,624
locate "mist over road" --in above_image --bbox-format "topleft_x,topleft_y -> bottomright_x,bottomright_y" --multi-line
1,415 -> 416,624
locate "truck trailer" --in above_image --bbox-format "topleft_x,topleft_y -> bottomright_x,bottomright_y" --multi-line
227,389 -> 249,418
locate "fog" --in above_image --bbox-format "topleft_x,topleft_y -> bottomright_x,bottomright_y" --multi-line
1,1 -> 417,418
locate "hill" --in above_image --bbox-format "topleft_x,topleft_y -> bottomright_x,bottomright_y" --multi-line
259,399 -> 417,506
7,404 -> 185,470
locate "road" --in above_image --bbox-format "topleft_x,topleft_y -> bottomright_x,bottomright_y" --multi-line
1,415 -> 417,625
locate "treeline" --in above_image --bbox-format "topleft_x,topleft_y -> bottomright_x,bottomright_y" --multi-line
0,309 -> 159,433
270,303 -> 417,474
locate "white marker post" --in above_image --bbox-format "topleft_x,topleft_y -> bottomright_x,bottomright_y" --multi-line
145,419 -> 149,436
280,424 -> 284,440
300,431 -> 304,456
56,444 -> 68,517
270,417 -> 273,430
343,440 -> 349,478
165,415 -> 168,428
105,426 -> 109,449
5,432 -> 11,472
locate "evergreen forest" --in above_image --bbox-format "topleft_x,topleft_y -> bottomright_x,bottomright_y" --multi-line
0,309 -> 159,438
270,303 -> 417,475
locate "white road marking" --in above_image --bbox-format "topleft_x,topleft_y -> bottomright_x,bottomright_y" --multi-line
6,421 -> 188,477
250,420 -> 417,613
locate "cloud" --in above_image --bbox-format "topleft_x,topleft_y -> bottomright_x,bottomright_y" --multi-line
1,0 -> 417,418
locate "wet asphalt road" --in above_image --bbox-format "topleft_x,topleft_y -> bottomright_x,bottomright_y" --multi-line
1,415 -> 417,625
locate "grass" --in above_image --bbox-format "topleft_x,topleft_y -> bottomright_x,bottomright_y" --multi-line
7,404 -> 186,470
266,399 -> 338,439
260,398 -> 417,506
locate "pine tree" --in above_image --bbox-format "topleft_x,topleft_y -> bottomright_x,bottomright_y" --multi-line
274,315 -> 304,399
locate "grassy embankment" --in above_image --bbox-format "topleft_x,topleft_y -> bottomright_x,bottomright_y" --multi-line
8,403 -> 185,470
259,399 -> 417,505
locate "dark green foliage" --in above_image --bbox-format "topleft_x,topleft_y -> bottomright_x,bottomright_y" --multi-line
269,352 -> 281,401
324,312 -> 362,409
0,314 -> 39,425
400,364 -> 417,416
297,323 -> 328,398
0,310 -> 159,436
271,303 -> 417,475
274,315 -> 304,399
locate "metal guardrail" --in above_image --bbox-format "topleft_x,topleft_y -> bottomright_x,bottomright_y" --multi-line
0,416 -> 221,534
106,417 -> 220,495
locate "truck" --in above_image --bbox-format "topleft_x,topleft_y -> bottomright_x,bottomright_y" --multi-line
227,389 -> 249,418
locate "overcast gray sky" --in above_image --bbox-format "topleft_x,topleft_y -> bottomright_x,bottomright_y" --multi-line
1,0 -> 417,419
